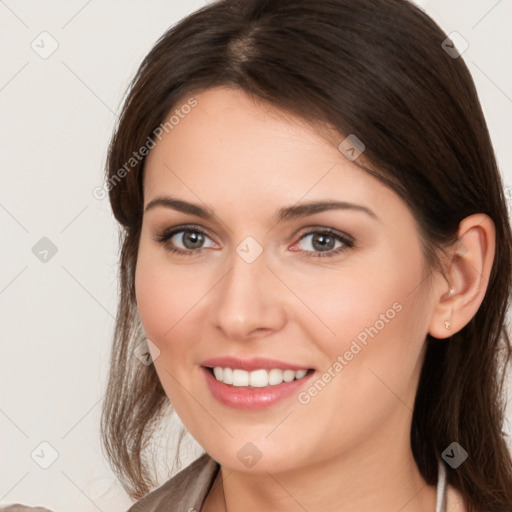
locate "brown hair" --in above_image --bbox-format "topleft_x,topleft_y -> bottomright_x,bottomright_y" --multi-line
100,0 -> 512,509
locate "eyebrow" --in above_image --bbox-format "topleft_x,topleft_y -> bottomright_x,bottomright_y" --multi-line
144,195 -> 378,223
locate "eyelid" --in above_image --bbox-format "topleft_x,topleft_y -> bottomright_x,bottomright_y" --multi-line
154,224 -> 355,258
155,223 -> 215,241
152,224 -> 219,251
294,225 -> 355,244
289,226 -> 355,258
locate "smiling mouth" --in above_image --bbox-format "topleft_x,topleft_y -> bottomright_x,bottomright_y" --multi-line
205,367 -> 314,387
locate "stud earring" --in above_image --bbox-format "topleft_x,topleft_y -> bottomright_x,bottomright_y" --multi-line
444,320 -> 451,329
448,287 -> 455,297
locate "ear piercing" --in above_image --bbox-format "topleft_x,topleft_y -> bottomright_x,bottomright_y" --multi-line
444,287 -> 455,330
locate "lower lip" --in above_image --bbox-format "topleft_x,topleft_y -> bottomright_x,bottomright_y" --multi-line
201,366 -> 315,410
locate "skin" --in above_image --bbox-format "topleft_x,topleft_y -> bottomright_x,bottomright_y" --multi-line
135,86 -> 494,512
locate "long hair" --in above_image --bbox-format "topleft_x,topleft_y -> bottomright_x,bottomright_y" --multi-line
99,0 -> 512,509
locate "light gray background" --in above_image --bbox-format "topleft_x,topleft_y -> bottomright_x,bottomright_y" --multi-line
1,1 -> 511,510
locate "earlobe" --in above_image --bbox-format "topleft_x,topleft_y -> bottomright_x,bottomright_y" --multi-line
428,214 -> 496,340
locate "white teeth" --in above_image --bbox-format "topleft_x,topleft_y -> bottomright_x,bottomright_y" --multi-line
249,369 -> 268,388
232,369 -> 249,386
283,369 -> 296,382
268,368 -> 284,385
295,369 -> 308,379
213,367 -> 223,381
211,367 -> 310,387
223,367 -> 233,385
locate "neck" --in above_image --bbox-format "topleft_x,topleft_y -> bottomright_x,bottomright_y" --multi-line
207,437 -> 437,512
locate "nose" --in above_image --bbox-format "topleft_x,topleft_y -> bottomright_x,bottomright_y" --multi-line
211,247 -> 287,341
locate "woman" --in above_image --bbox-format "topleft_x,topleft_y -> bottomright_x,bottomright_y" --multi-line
100,0 -> 512,511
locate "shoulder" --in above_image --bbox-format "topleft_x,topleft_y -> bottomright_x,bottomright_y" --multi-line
0,506 -> 54,512
127,452 -> 220,512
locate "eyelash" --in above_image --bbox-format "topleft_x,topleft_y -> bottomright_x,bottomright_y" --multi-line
153,225 -> 355,258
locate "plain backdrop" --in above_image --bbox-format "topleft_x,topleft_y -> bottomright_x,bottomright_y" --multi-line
1,1 -> 511,511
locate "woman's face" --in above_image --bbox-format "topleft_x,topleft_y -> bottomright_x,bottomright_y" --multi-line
135,86 -> 437,473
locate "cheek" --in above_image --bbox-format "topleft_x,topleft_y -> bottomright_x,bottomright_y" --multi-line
293,242 -> 429,387
288,254 -> 418,348
134,244 -> 212,355
289,269 -> 429,452
135,260 -> 173,345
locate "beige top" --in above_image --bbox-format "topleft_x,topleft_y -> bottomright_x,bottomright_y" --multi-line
125,453 -> 454,512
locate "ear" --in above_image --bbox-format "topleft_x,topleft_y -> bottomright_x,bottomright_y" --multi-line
428,213 -> 496,339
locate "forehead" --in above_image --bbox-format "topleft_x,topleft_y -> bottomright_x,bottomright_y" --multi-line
142,86 -> 405,222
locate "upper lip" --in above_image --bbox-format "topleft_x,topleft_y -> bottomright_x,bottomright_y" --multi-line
200,356 -> 312,372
